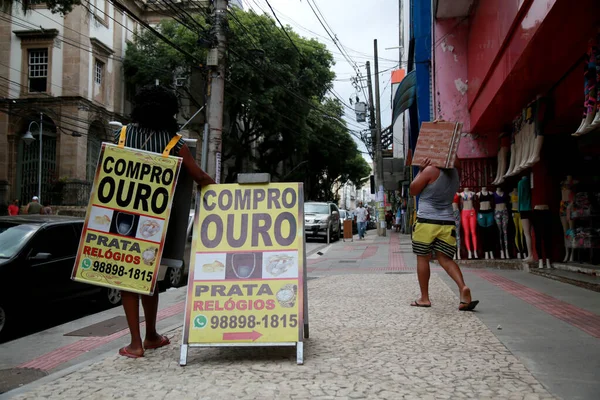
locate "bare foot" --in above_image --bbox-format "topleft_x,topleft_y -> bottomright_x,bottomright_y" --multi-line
119,344 -> 144,358
410,298 -> 431,307
460,286 -> 472,304
144,334 -> 170,350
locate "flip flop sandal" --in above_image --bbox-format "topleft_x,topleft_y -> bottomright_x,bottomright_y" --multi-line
410,300 -> 431,308
459,300 -> 480,311
144,335 -> 171,350
119,347 -> 144,359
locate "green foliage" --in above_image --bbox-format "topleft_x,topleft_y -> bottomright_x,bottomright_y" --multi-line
1,0 -> 81,14
123,8 -> 369,201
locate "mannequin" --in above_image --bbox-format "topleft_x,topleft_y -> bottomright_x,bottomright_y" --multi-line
518,175 -> 534,262
516,106 -> 534,173
460,188 -> 478,259
594,29 -> 600,128
477,187 -> 495,259
491,133 -> 510,185
574,37 -> 598,136
452,193 -> 461,260
504,124 -> 517,178
494,188 -> 510,259
560,176 -> 577,262
505,115 -> 523,177
524,97 -> 546,167
511,188 -> 524,258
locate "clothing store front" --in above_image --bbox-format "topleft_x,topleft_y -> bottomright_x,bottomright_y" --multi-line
433,0 -> 600,267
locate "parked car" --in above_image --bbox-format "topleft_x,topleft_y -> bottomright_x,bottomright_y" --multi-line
0,216 -> 122,341
159,209 -> 194,288
304,202 -> 341,243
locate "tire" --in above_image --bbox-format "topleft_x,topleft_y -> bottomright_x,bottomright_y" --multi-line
0,301 -> 9,342
101,288 -> 122,307
166,266 -> 185,288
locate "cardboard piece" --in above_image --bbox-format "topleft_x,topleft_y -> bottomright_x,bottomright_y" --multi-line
411,121 -> 462,168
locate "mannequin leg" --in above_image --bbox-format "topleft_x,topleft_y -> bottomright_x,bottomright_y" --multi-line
461,210 -> 472,258
454,210 -> 461,260
543,210 -> 552,267
594,34 -> 600,126
574,48 -> 594,136
581,42 -> 598,135
560,213 -> 571,262
513,212 -> 523,258
525,135 -> 544,167
506,134 -> 522,177
495,147 -> 508,185
502,210 -> 509,258
533,211 -> 544,267
522,217 -> 534,262
469,212 -> 478,258
495,210 -> 504,258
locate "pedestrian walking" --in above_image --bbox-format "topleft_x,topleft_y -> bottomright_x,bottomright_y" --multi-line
409,158 -> 478,311
114,85 -> 215,358
7,199 -> 19,216
356,202 -> 368,240
24,196 -> 42,215
395,207 -> 402,232
40,201 -> 52,215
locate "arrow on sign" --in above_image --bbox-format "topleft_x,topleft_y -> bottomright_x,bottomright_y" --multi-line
222,330 -> 263,342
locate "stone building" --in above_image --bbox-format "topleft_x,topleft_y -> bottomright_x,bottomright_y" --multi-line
0,0 -> 206,209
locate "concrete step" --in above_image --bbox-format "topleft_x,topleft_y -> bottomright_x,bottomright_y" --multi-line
530,268 -> 600,293
551,262 -> 600,276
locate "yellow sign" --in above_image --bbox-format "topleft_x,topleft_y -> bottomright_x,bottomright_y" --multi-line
71,143 -> 182,295
183,183 -> 305,344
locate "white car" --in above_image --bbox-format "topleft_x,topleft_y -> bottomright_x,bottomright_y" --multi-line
156,209 -> 194,287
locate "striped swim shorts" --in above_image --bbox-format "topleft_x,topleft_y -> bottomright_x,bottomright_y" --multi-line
412,218 -> 457,259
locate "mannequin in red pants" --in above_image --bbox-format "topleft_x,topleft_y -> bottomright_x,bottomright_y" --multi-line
460,188 -> 478,259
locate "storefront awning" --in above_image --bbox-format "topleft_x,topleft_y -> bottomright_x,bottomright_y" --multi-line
392,70 -> 417,126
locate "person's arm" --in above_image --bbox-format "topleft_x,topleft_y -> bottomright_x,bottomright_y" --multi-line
409,158 -> 437,196
24,204 -> 29,214
178,144 -> 216,187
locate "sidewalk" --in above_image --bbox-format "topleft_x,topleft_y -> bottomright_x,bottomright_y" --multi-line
4,273 -> 552,400
1,230 -> 599,399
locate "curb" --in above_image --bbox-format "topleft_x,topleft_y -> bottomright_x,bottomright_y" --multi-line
529,269 -> 600,293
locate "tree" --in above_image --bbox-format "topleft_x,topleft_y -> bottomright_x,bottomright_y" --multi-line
123,8 -> 370,200
1,0 -> 81,14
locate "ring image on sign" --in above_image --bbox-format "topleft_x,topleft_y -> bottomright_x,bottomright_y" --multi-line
262,251 -> 298,279
194,253 -> 227,280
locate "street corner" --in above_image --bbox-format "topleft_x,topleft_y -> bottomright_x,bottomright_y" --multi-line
7,274 -> 554,400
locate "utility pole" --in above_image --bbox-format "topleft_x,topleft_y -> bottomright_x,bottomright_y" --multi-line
373,40 -> 386,237
205,0 -> 228,183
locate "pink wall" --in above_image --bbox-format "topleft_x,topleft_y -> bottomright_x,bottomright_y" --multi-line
434,18 -> 496,158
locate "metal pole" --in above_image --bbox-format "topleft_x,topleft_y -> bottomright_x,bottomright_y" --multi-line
206,0 -> 228,184
38,112 -> 43,202
201,122 -> 209,171
374,39 -> 386,237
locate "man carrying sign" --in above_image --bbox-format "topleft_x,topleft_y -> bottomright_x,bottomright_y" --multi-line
115,86 -> 214,358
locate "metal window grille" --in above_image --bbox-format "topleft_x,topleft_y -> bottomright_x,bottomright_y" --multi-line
95,60 -> 103,85
28,49 -> 48,92
459,158 -> 497,191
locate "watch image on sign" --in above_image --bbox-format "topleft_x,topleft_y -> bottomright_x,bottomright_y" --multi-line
182,183 -> 305,349
71,143 -> 182,295
411,121 -> 462,168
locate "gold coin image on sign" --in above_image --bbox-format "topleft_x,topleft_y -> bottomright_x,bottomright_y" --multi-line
202,260 -> 225,273
140,219 -> 161,238
142,247 -> 157,266
93,214 -> 111,226
265,254 -> 294,277
276,284 -> 297,308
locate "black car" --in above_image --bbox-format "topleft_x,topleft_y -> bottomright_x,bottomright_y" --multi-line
0,216 -> 122,340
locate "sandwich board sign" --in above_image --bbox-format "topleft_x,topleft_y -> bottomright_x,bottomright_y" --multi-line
71,142 -> 181,295
180,180 -> 308,365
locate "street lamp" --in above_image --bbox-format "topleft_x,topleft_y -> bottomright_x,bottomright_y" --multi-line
22,113 -> 43,202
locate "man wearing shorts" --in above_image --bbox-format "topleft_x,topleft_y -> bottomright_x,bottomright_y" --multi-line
409,158 -> 478,311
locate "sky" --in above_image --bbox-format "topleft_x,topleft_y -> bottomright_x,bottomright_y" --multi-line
240,0 -> 403,161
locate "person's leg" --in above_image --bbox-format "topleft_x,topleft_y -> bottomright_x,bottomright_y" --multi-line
415,254 -> 432,305
432,224 -> 477,309
411,221 -> 435,306
436,252 -> 473,305
141,291 -> 165,347
121,291 -> 144,356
